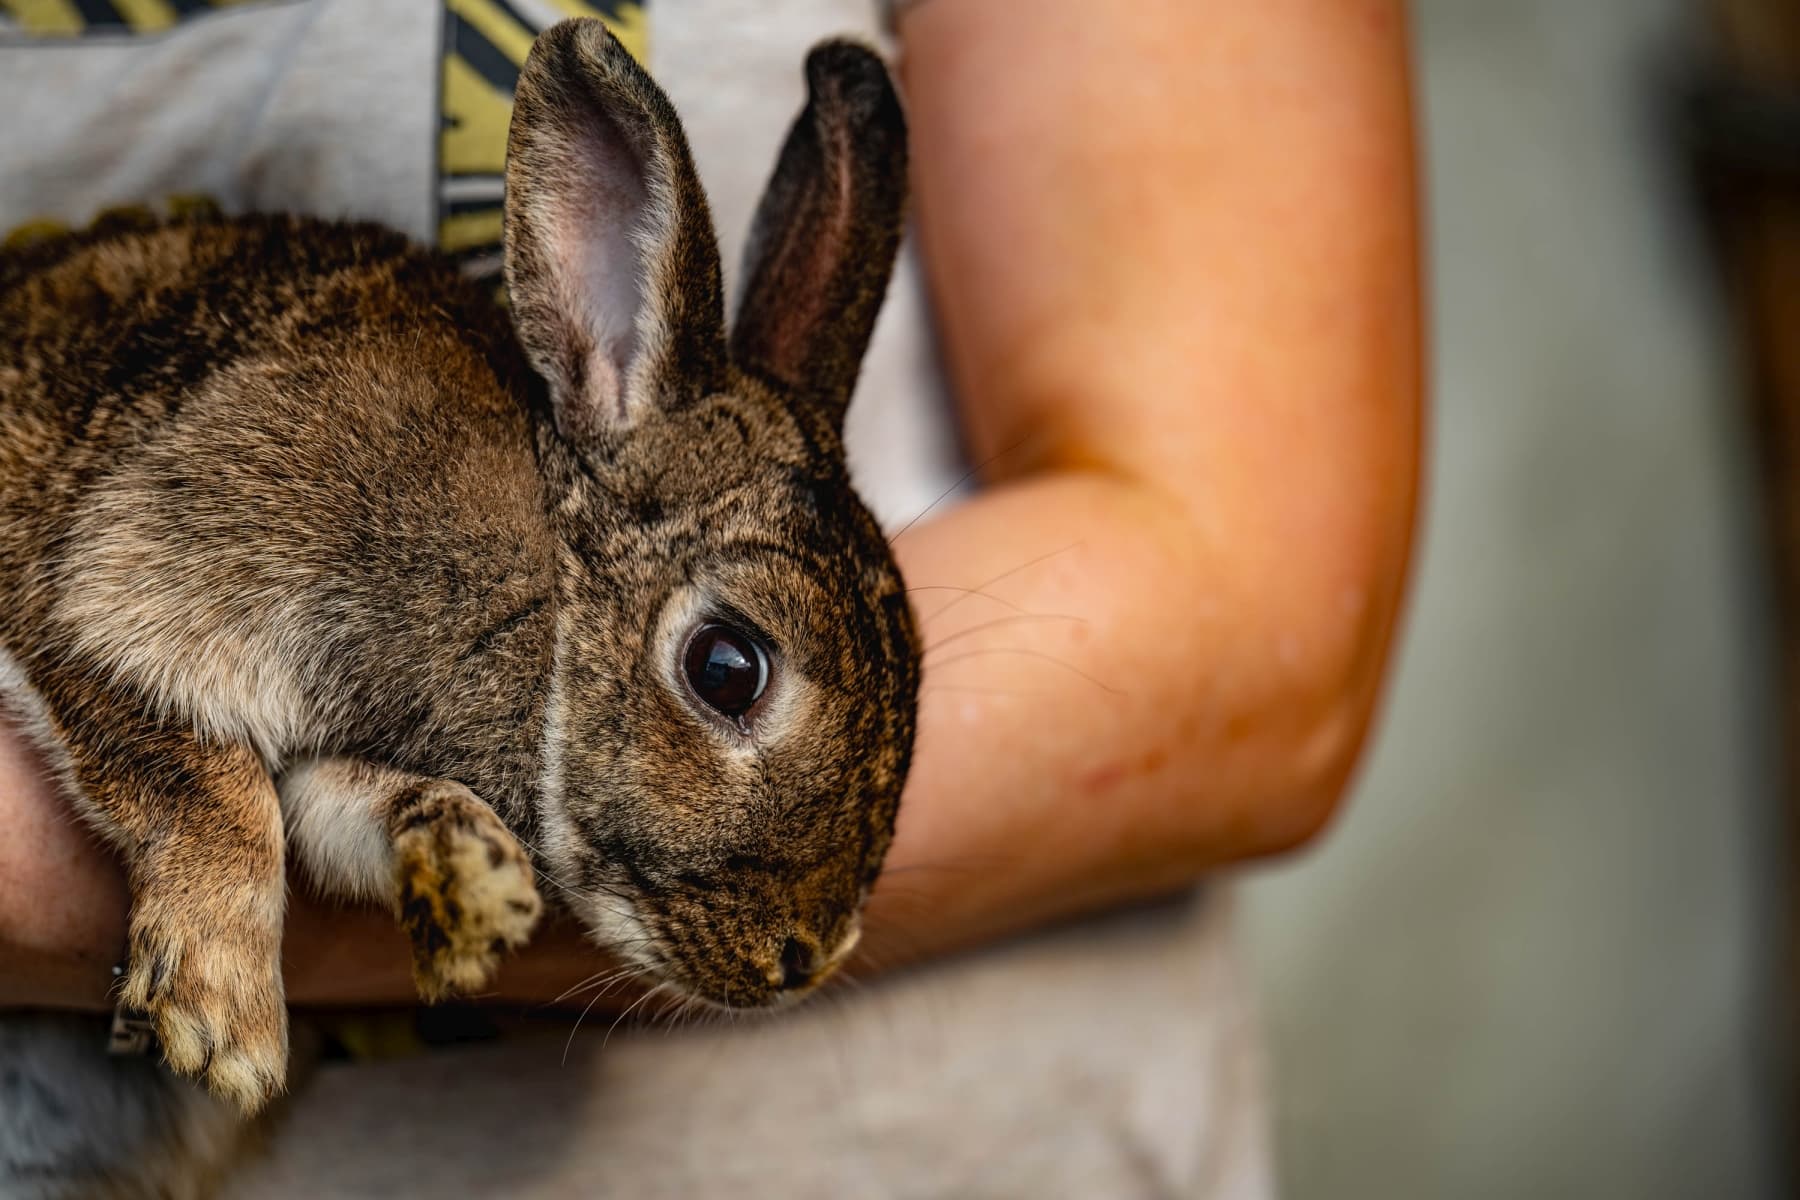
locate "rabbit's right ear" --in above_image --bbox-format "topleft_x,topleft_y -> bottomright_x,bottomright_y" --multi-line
504,20 -> 727,441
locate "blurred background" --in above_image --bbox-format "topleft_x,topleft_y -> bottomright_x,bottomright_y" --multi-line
1242,0 -> 1796,1195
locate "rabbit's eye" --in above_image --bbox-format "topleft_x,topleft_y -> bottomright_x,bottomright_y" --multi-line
683,624 -> 768,719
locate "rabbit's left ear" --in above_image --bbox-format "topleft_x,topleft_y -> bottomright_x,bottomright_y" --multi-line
504,19 -> 727,440
732,42 -> 908,428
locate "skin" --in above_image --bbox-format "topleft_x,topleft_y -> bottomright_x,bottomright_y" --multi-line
0,0 -> 1420,1009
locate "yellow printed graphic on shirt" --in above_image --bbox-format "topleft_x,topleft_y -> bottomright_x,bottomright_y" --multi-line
440,0 -> 648,277
2,0 -> 649,281
0,0 -> 268,36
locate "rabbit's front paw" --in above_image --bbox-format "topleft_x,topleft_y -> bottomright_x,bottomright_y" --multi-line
119,880 -> 288,1113
392,782 -> 543,1001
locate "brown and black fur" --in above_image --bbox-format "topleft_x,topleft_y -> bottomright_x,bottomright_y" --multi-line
0,21 -> 917,1199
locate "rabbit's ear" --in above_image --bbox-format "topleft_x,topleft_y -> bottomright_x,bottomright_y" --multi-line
504,19 -> 727,440
732,42 -> 907,427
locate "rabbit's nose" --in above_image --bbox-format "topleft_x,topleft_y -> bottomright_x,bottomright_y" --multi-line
778,937 -> 815,991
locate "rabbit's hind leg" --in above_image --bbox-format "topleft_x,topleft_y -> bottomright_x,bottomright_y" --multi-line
16,658 -> 288,1115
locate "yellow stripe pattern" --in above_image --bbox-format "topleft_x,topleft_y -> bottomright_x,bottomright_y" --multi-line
108,0 -> 178,31
441,51 -> 516,179
2,0 -> 82,34
1,0 -> 650,283
1,0 -> 258,35
439,1 -> 648,271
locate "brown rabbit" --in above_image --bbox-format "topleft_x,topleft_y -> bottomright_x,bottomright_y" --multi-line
0,19 -> 917,1198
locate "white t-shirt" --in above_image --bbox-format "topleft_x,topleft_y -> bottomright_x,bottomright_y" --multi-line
0,2 -> 1272,1194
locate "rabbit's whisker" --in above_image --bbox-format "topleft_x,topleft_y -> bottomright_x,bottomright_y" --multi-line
884,436 -> 1028,546
601,982 -> 670,1050
544,957 -> 655,1008
918,541 -> 1083,626
922,645 -> 1120,695
904,584 -> 1026,613
561,982 -> 617,1066
921,612 -> 1087,656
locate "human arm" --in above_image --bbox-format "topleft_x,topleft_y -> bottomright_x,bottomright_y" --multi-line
857,0 -> 1421,961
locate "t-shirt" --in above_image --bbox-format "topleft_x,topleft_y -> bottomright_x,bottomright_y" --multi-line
0,2 -> 1273,1195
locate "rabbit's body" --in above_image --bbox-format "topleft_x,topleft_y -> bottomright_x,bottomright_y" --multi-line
1,20 -> 918,1199
0,216 -> 557,1117
0,215 -> 556,822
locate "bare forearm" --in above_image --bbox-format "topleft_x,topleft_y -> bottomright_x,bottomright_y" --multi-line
0,750 -> 604,1011
864,470 -> 1391,964
0,725 -> 126,1008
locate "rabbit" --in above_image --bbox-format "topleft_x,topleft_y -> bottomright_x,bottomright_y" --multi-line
0,18 -> 919,1199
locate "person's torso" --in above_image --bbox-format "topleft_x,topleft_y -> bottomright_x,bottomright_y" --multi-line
0,4 -> 1271,1194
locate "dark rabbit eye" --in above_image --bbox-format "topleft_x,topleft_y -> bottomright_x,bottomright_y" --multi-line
683,624 -> 768,718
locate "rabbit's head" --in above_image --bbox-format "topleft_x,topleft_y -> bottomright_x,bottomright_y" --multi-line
505,21 -> 919,1006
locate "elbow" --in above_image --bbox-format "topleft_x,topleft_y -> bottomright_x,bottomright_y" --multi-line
1244,692 -> 1372,859
1147,657 -> 1388,877
1180,567 -> 1406,867
1240,577 -> 1405,860
1227,517 -> 1415,863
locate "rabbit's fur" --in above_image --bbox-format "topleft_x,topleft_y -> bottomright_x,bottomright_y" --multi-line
0,20 -> 917,1197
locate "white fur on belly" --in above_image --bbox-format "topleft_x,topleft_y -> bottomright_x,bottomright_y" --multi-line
278,758 -> 395,904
